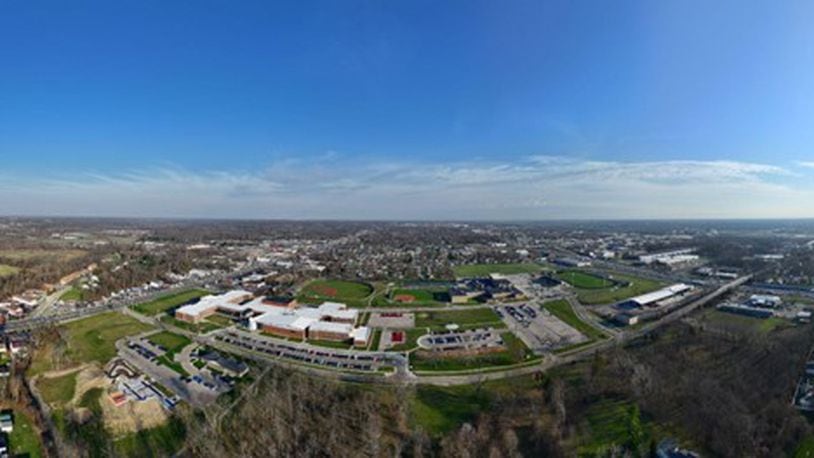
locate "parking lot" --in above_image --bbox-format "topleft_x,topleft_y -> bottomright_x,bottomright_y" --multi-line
495,303 -> 587,354
213,329 -> 406,374
116,338 -> 224,406
417,328 -> 502,352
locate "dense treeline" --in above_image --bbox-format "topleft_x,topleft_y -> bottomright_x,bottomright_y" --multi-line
182,369 -> 565,458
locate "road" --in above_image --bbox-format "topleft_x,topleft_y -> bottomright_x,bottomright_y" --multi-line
30,285 -> 73,319
410,274 -> 751,386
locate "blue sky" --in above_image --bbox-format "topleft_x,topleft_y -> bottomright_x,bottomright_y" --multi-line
1,0 -> 813,219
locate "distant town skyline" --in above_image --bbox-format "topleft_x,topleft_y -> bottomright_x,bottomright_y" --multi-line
1,1 -> 813,219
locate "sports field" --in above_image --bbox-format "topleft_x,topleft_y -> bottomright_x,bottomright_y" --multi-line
298,279 -> 373,306
379,287 -> 451,307
133,289 -> 210,316
453,263 -> 546,278
574,274 -> 664,305
414,308 -> 503,329
556,270 -> 616,289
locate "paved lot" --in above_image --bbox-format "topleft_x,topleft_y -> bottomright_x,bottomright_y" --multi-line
417,328 -> 502,352
367,312 -> 415,328
213,329 -> 407,375
496,304 -> 587,354
116,337 -> 223,406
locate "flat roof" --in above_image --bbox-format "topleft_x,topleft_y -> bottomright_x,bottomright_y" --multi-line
630,283 -> 690,306
309,321 -> 353,335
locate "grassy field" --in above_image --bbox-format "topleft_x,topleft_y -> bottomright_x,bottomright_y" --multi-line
133,289 -> 210,316
543,300 -> 606,341
411,384 -> 492,435
453,263 -> 546,278
37,371 -> 77,407
9,410 -> 43,458
389,328 -> 429,352
703,309 -> 790,334
0,248 -> 86,263
113,417 -> 186,457
411,333 -> 532,372
795,436 -> 814,458
410,376 -> 542,436
556,270 -> 616,289
60,287 -> 84,302
307,339 -> 352,350
574,273 -> 664,305
148,332 -> 192,376
31,312 -> 153,375
0,263 -> 20,278
298,279 -> 373,307
414,308 -> 503,329
148,332 -> 191,354
206,314 -> 235,327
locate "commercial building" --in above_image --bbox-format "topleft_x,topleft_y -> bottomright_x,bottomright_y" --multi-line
617,284 -> 692,309
639,248 -> 699,268
747,294 -> 782,308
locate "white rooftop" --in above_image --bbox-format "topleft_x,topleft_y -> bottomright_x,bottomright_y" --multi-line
630,283 -> 691,306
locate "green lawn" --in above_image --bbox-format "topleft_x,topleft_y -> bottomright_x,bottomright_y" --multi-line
148,332 -> 191,354
31,313 -> 153,375
60,287 -> 84,302
297,279 -> 373,307
795,436 -> 814,458
453,263 -> 546,278
574,274 -> 664,305
410,375 -> 545,436
542,300 -> 606,341
307,339 -> 352,349
113,416 -> 186,457
411,384 -> 492,435
389,328 -> 429,352
37,371 -> 77,407
556,270 -> 616,289
410,332 -> 533,372
414,308 -> 503,330
133,289 -> 210,316
703,309 -> 790,334
205,314 -> 235,327
0,264 -> 20,278
9,410 -> 43,458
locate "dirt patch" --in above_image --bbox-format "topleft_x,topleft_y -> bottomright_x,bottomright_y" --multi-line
42,363 -> 168,435
101,395 -> 168,436
311,285 -> 338,297
394,294 -> 416,303
72,365 -> 108,404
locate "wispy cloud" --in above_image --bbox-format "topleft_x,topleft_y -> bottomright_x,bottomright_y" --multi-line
0,156 -> 810,220
798,161 -> 814,169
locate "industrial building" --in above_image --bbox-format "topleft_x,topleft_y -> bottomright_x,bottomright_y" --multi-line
617,283 -> 692,309
639,248 -> 699,268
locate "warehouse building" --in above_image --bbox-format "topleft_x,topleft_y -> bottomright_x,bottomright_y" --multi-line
617,283 -> 692,310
